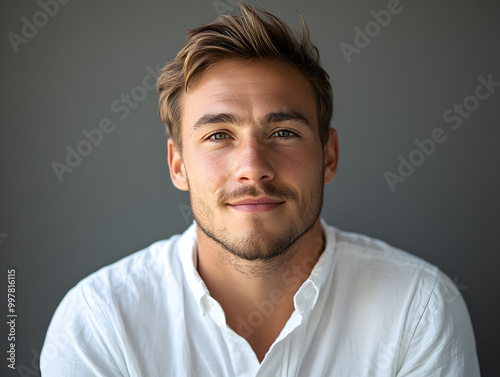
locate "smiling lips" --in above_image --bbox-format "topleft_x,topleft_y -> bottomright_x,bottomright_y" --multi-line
228,197 -> 284,213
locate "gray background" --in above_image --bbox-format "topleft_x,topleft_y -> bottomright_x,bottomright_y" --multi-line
1,0 -> 499,375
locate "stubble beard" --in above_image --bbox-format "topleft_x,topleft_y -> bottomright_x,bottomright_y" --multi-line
187,172 -> 324,269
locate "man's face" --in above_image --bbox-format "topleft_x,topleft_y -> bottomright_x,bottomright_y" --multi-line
168,58 -> 337,261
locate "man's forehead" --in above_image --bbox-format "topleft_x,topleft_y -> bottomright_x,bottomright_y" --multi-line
186,58 -> 312,95
180,58 -> 317,128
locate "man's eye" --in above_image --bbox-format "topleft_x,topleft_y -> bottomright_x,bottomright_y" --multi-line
273,130 -> 295,138
208,132 -> 229,141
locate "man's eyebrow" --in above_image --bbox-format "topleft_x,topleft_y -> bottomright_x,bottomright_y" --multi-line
193,113 -> 237,129
263,112 -> 310,128
192,111 -> 311,130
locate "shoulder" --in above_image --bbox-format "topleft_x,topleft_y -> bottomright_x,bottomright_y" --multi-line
63,224 -> 196,320
323,224 -> 480,375
41,228 -> 196,373
93,235 -> 180,283
325,223 -> 472,330
328,224 -> 440,284
80,235 -> 182,300
324,223 -> 454,320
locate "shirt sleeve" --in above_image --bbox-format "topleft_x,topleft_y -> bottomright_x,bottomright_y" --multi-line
396,270 -> 481,377
40,283 -> 128,377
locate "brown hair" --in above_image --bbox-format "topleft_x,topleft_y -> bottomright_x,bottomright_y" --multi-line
157,3 -> 333,150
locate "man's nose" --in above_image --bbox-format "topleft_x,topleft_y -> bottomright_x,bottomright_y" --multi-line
233,138 -> 275,184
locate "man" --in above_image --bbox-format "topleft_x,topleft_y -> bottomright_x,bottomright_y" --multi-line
41,4 -> 480,376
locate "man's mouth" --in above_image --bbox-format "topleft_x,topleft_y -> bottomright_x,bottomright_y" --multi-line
227,197 -> 285,213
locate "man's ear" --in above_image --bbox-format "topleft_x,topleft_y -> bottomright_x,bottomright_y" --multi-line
167,138 -> 189,191
323,128 -> 339,184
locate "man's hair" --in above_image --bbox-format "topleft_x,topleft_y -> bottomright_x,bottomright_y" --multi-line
157,3 -> 333,150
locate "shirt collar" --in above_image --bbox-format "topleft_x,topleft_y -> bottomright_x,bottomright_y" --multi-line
178,218 -> 337,316
178,221 -> 210,316
293,218 -> 337,313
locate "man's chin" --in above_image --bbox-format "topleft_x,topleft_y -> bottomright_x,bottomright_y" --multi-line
218,225 -> 300,261
221,240 -> 291,262
222,220 -> 285,241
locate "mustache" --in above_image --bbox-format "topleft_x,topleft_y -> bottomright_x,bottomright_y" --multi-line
217,183 -> 298,204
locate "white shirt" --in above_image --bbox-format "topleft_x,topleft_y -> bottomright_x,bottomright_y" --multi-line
41,219 -> 480,376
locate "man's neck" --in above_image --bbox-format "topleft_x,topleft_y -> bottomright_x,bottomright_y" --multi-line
195,218 -> 325,361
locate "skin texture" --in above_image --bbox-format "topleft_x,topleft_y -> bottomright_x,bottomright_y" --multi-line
168,58 -> 338,361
